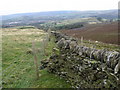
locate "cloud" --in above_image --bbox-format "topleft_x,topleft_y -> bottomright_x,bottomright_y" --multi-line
0,0 -> 118,15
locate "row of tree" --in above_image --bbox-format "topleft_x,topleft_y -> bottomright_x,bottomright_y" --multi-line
34,22 -> 84,31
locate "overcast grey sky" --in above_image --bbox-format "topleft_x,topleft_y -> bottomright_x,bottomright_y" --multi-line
0,0 -> 119,15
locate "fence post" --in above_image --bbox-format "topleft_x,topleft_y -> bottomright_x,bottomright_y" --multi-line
48,29 -> 51,41
81,36 -> 83,45
43,38 -> 46,56
43,30 -> 50,56
32,40 -> 39,79
89,40 -> 91,47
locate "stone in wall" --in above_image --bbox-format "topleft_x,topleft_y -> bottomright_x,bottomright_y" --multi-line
41,31 -> 120,88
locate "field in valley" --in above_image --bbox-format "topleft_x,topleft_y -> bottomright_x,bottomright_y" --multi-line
2,27 -> 71,88
61,22 -> 119,45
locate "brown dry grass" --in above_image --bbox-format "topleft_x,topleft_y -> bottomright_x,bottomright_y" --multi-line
61,22 -> 119,45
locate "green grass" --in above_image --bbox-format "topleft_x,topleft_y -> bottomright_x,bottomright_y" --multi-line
77,39 -> 120,52
2,28 -> 71,88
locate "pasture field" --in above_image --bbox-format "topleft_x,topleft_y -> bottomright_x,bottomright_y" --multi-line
2,27 -> 71,88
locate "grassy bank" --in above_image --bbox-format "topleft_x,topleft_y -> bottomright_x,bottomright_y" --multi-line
2,27 -> 71,88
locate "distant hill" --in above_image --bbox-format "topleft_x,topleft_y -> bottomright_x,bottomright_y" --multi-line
2,9 -> 118,20
2,10 -> 118,21
1,9 -> 118,28
2,11 -> 79,20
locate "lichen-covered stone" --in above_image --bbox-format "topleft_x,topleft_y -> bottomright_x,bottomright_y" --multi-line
41,31 -> 120,88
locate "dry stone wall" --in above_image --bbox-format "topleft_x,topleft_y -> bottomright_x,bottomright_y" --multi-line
41,31 -> 120,88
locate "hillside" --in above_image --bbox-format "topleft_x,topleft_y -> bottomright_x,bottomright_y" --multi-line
61,22 -> 119,45
1,10 -> 118,28
2,27 -> 71,88
2,9 -> 120,88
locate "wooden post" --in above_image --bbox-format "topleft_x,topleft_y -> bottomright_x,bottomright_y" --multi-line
81,36 -> 83,45
32,40 -> 39,79
48,29 -> 51,41
89,40 -> 91,47
43,39 -> 45,56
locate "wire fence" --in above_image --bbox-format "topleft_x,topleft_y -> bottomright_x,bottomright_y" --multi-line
2,53 -> 34,87
2,30 -> 51,88
3,54 -> 27,73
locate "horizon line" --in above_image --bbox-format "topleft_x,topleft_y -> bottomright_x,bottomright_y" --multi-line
1,9 -> 118,16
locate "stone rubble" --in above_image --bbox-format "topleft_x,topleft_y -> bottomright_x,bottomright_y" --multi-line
40,31 -> 120,88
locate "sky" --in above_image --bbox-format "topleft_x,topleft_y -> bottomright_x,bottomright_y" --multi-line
0,0 -> 119,15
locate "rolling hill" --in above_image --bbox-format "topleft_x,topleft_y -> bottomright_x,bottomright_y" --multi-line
1,9 -> 118,28
61,22 -> 119,45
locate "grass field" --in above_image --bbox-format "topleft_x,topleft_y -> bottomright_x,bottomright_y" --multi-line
2,27 -> 71,88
